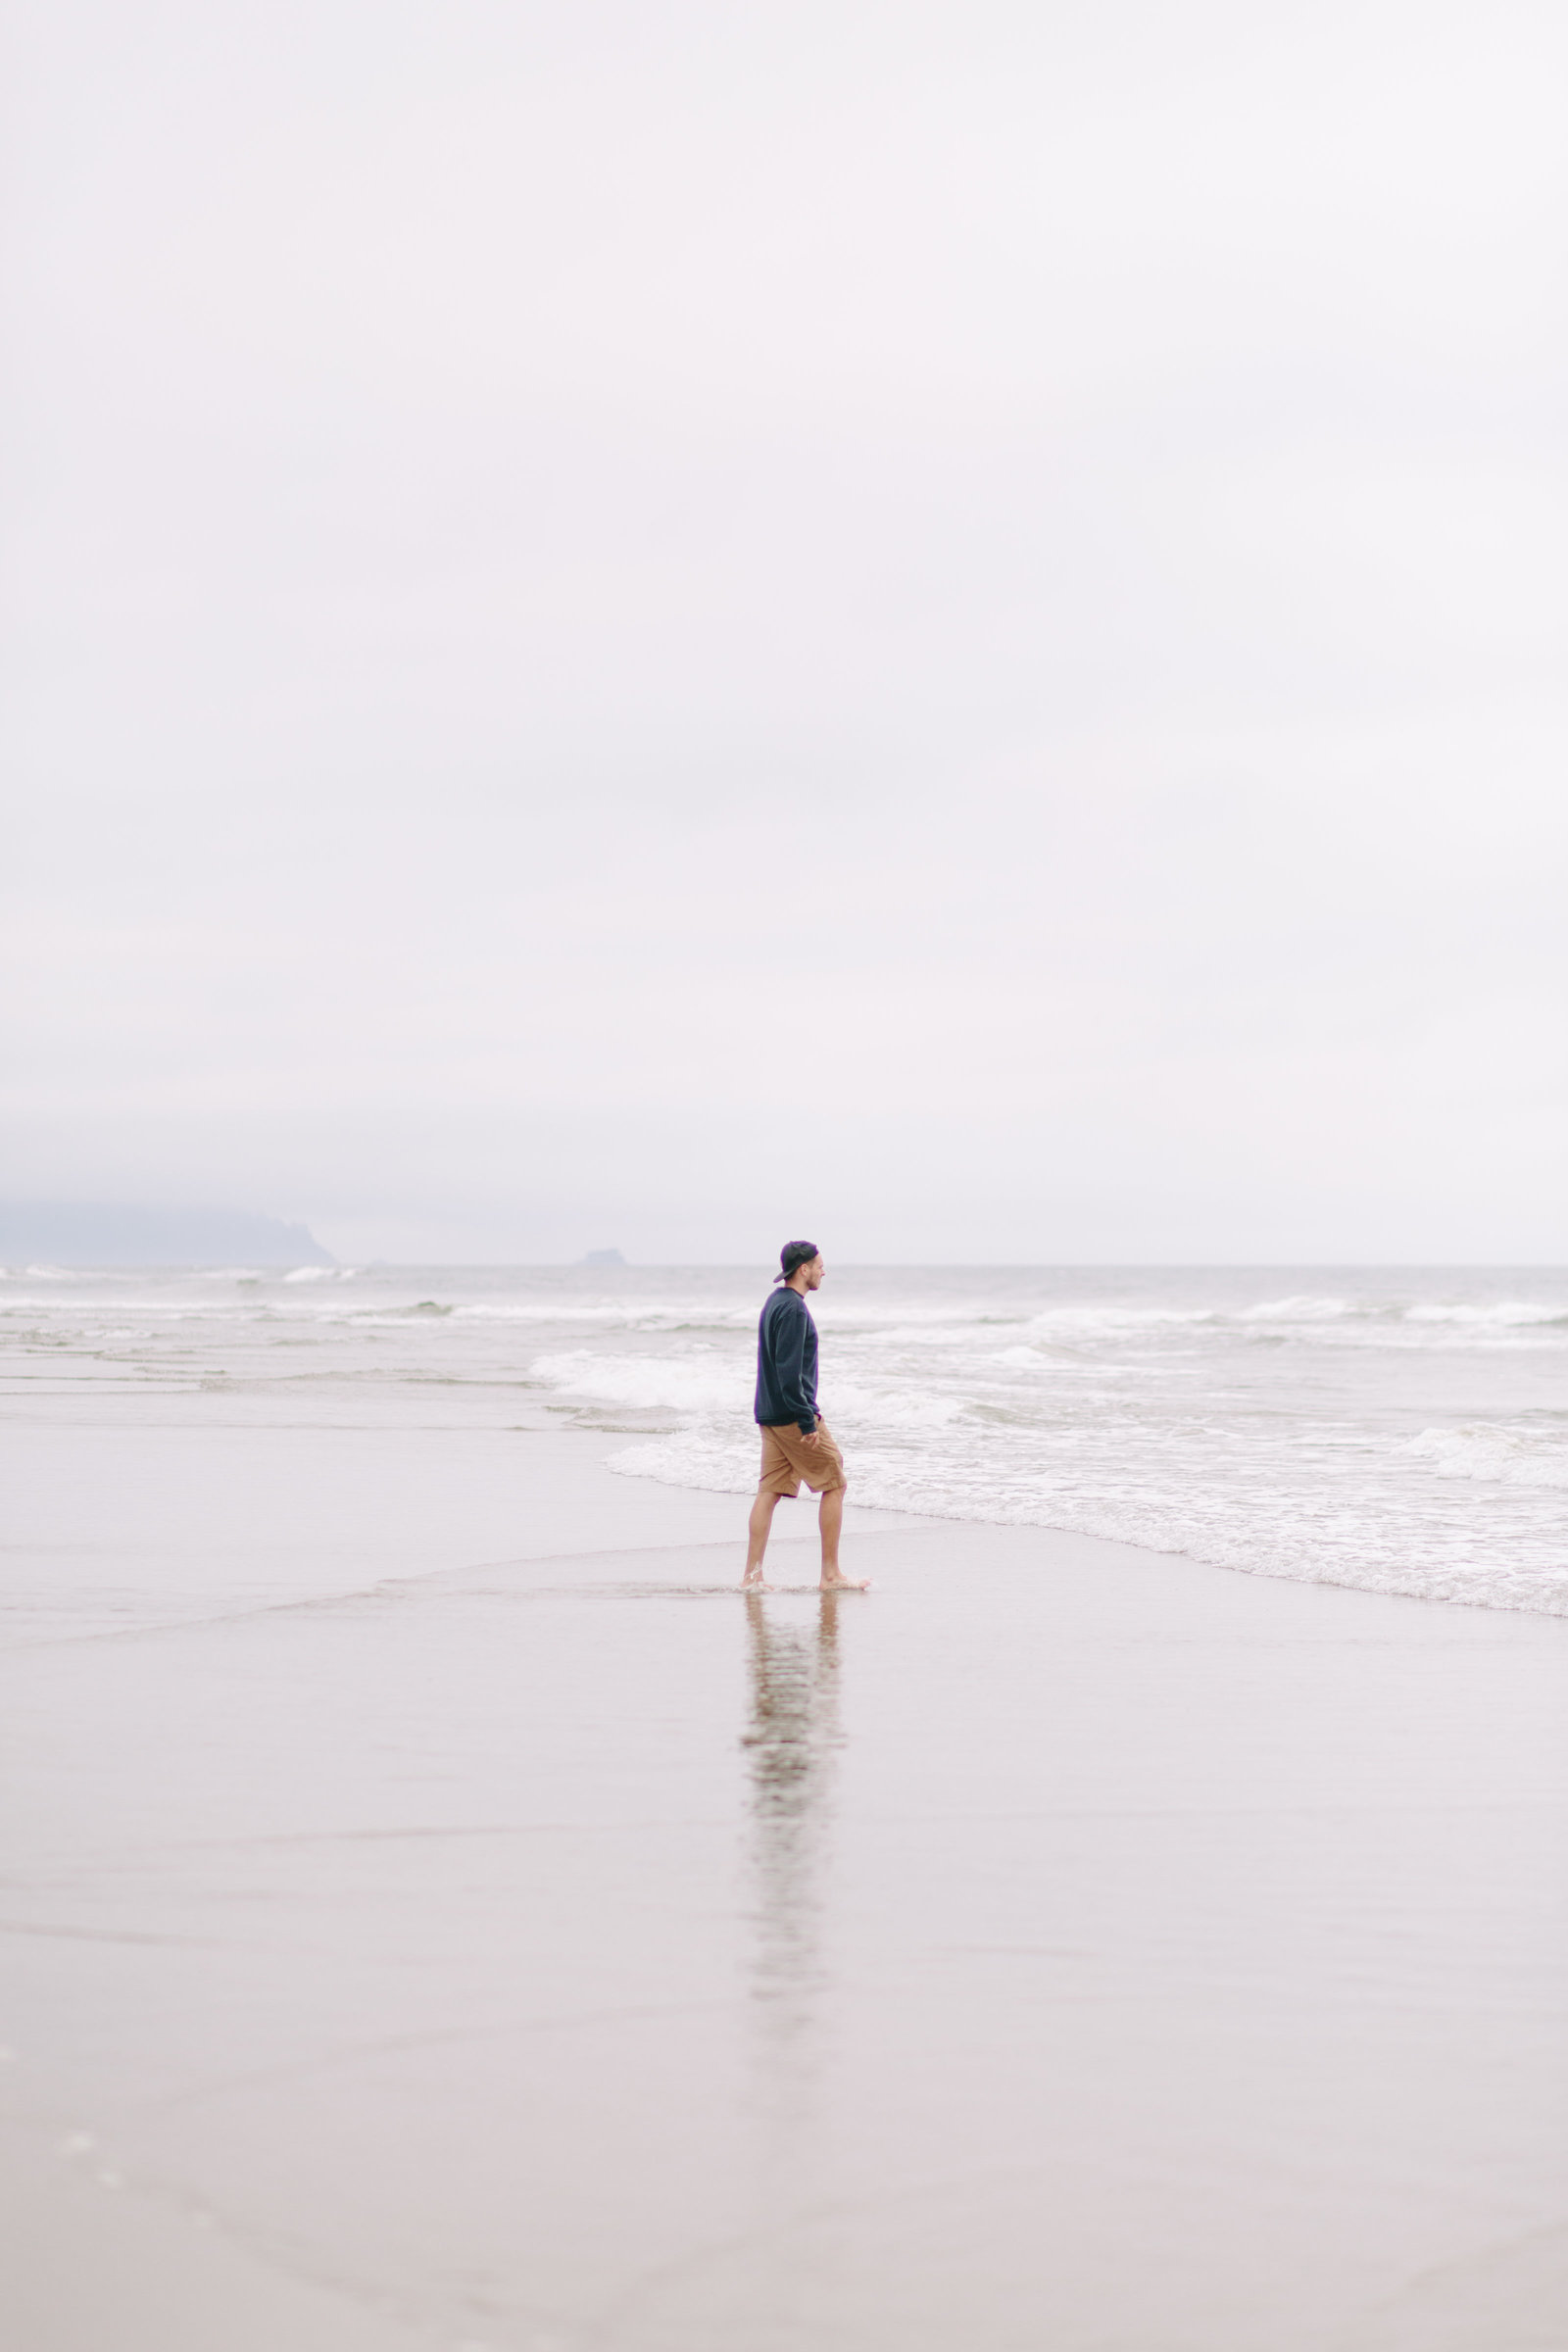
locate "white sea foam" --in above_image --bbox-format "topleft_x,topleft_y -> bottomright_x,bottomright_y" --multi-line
532,1349 -> 744,1415
1237,1295 -> 1355,1322
1404,1299 -> 1567,1328
452,1299 -> 757,1330
1403,1425 -> 1568,1489
1023,1304 -> 1215,1336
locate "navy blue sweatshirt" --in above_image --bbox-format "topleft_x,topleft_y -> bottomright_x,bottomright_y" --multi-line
754,1286 -> 819,1433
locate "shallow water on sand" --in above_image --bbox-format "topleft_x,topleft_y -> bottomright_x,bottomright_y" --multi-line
5,1262 -> 1565,1615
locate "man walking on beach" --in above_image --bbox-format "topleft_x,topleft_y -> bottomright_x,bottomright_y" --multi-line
743,1241 -> 868,1592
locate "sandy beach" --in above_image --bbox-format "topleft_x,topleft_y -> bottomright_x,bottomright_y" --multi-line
4,1385 -> 1568,2352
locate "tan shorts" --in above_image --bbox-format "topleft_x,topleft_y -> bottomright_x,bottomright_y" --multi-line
758,1419 -> 847,1499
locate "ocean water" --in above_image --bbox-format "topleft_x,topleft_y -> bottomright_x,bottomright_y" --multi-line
4,1261 -> 1566,1616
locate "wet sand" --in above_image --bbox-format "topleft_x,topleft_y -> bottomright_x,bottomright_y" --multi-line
4,1417 -> 1568,2350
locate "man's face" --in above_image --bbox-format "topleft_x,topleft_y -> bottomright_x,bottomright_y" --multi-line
803,1254 -> 825,1291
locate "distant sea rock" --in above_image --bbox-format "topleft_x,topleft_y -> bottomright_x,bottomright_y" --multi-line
0,1203 -> 334,1267
581,1248 -> 627,1267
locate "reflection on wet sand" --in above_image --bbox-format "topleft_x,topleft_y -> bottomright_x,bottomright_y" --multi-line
739,1582 -> 847,2321
741,1589 -> 845,2063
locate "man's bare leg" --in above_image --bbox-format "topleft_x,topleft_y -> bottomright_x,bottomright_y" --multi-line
818,1486 -> 868,1591
743,1490 -> 780,1588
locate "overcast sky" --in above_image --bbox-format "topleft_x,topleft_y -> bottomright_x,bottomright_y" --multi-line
4,0 -> 1565,1261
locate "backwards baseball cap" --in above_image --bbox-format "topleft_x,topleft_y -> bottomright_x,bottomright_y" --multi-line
774,1239 -> 820,1282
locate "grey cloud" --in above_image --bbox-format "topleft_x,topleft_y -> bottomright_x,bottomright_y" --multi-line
4,0 -> 1565,1258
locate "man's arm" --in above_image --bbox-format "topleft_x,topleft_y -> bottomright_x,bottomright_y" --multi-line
770,1296 -> 819,1436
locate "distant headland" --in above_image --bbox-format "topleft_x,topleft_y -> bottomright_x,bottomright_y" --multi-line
0,1203 -> 334,1267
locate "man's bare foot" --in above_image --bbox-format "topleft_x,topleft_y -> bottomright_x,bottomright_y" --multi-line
741,1575 -> 774,1592
819,1572 -> 870,1592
